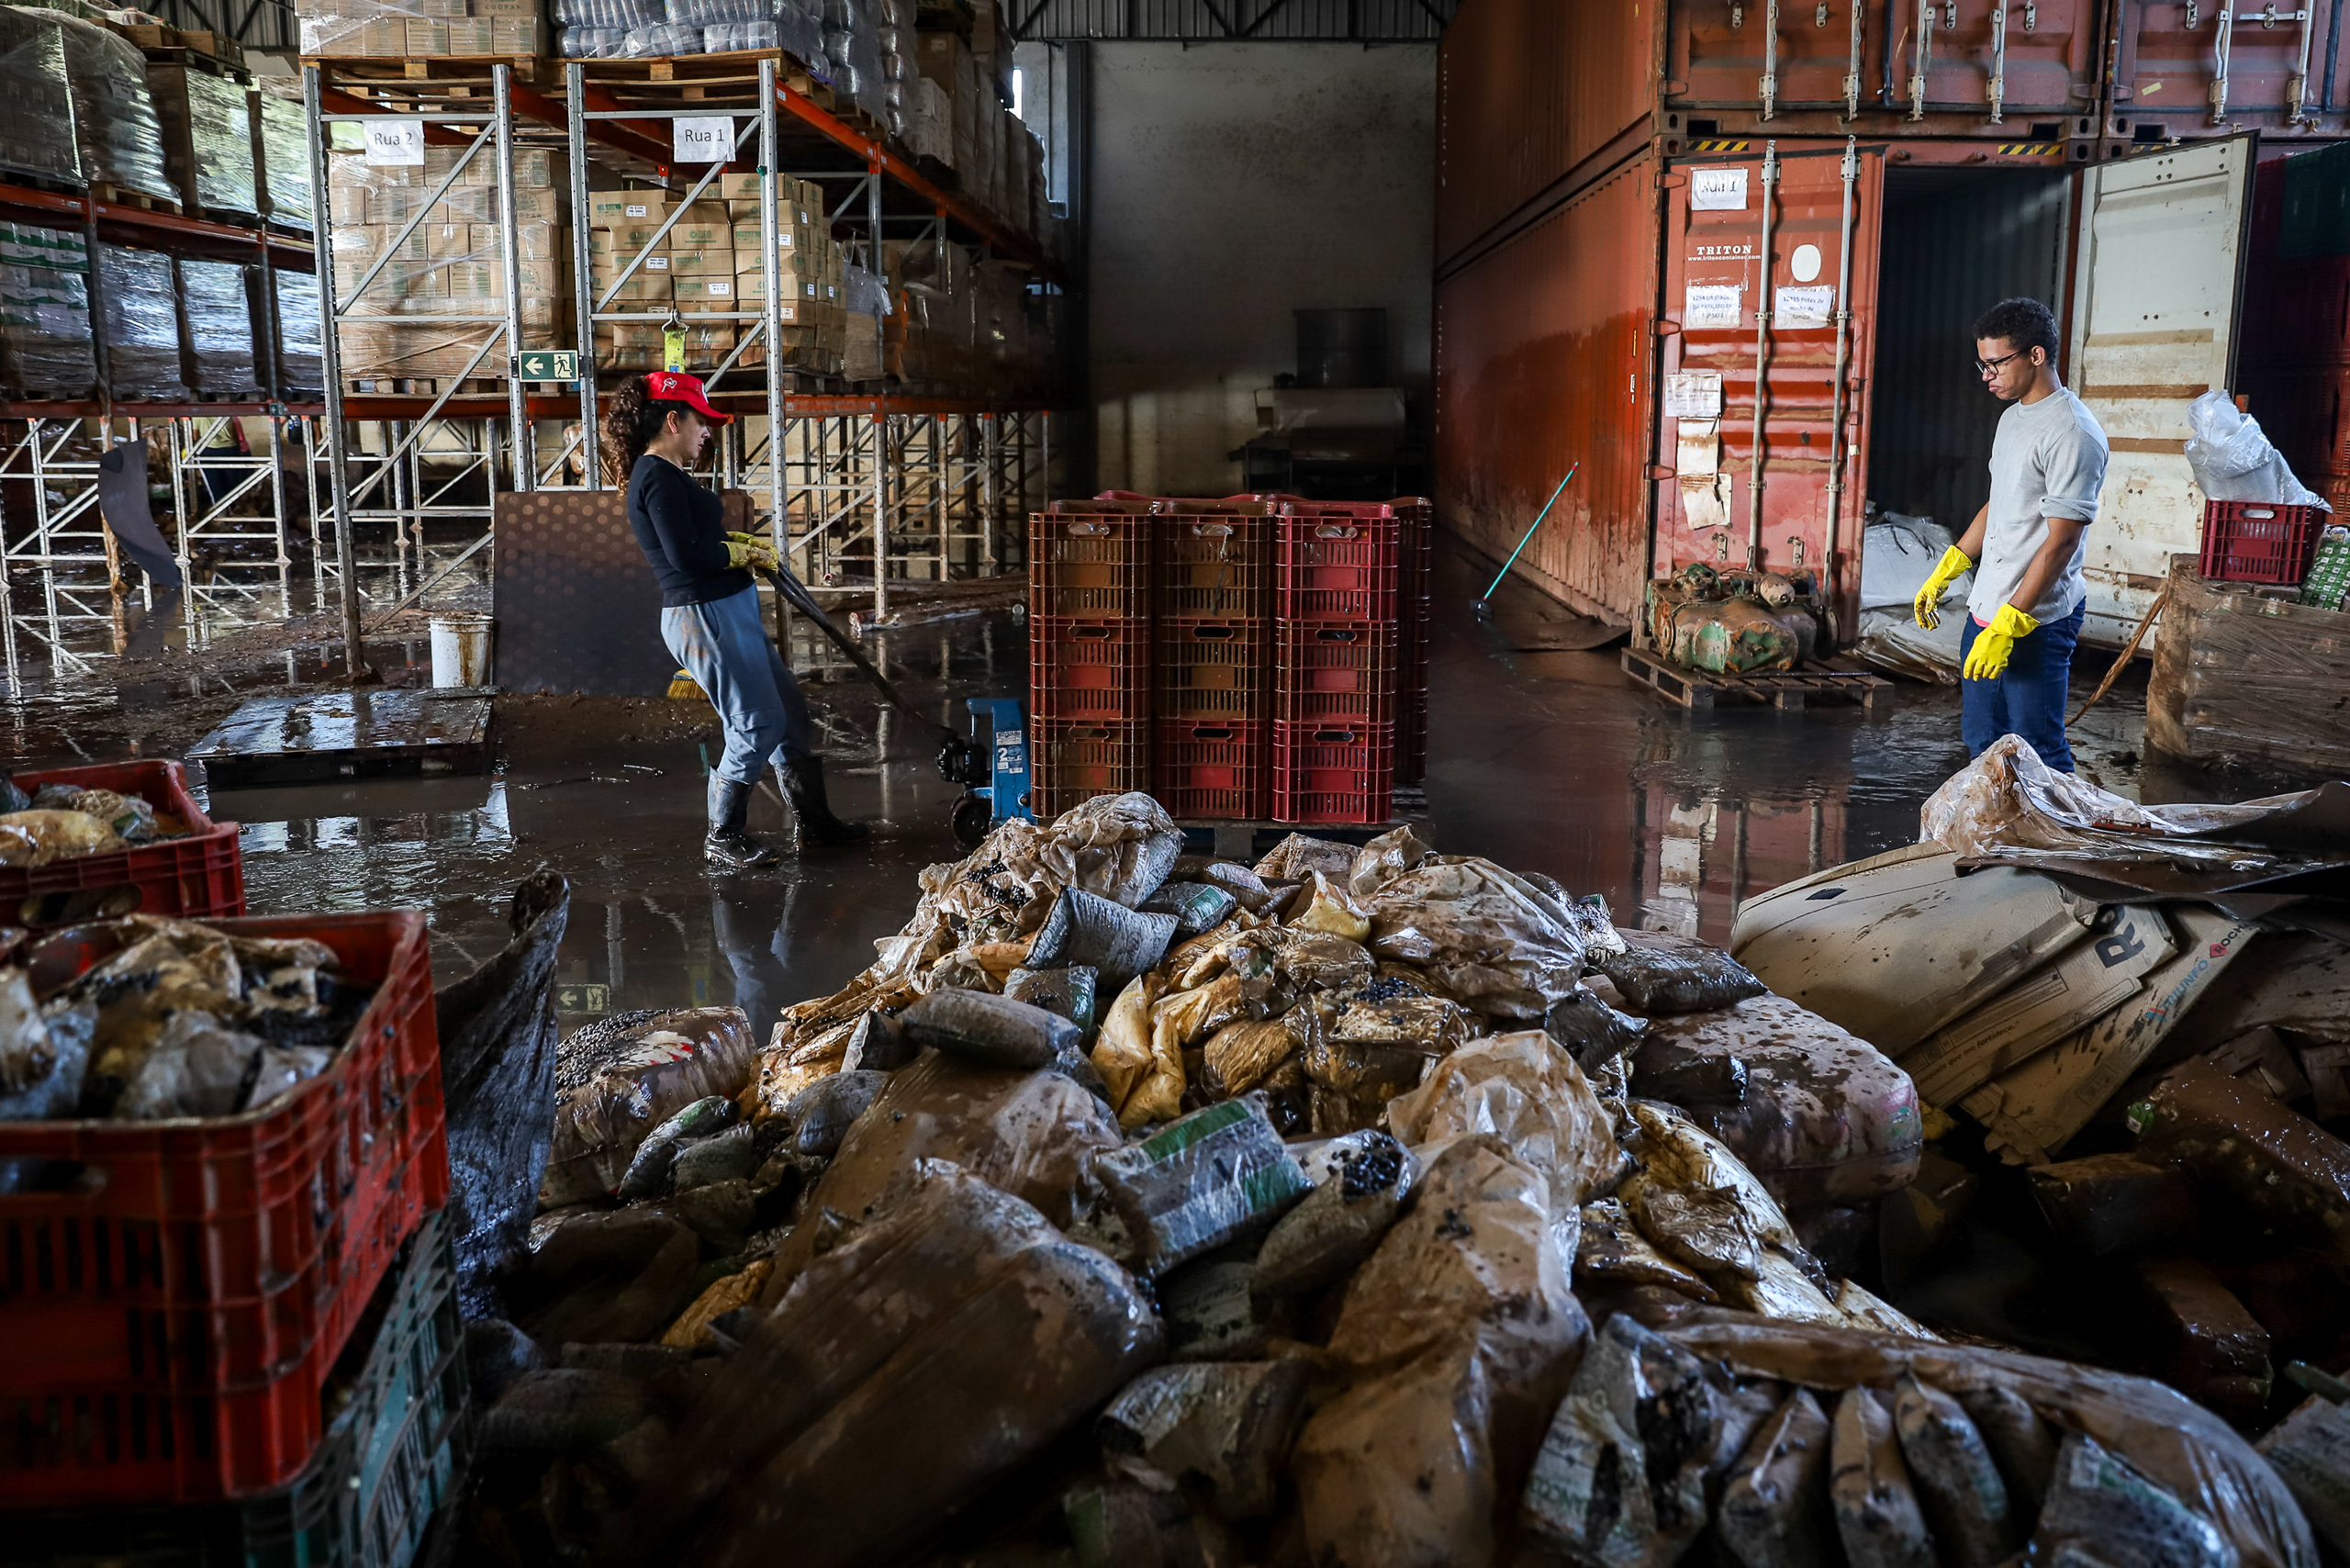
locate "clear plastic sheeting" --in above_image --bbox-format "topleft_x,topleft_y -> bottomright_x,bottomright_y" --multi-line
2149,554 -> 2350,780
553,0 -> 823,60
2185,389 -> 2329,509
1856,512 -> 1966,683
0,10 -> 80,187
96,245 -> 188,403
268,267 -> 323,397
0,221 -> 95,398
822,0 -> 885,121
149,63 -> 257,218
28,10 -> 174,204
252,89 -> 312,227
174,258 -> 259,398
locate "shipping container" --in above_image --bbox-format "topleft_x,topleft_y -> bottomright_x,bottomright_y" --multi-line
1436,152 -> 1662,622
1664,0 -> 2104,147
1435,0 -> 1659,265
2112,3 -> 2350,146
1649,133 -> 2255,646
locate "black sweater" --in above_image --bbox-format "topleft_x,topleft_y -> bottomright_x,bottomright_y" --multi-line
627,454 -> 751,607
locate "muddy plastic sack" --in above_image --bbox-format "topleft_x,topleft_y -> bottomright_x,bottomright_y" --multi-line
758,1049 -> 1125,1296
1661,1316 -> 2318,1568
543,1007 -> 756,1207
2130,1056 -> 2350,1266
2256,1395 -> 2350,1555
1253,1130 -> 1416,1299
1638,993 -> 1924,1210
1830,1385 -> 1935,1568
2029,1431 -> 2234,1568
1029,887 -> 1181,990
1891,1372 -> 2017,1568
1573,1197 -> 1722,1304
1543,985 -> 1647,1073
1255,833 -> 1359,883
0,808 -> 123,867
617,1094 -> 740,1201
777,1070 -> 887,1159
1368,857 -> 1589,1017
1348,824 -> 1436,899
0,969 -> 88,1122
520,1208 -> 702,1347
1092,973 -> 1177,1128
1520,1315 -> 1720,1564
900,987 -> 1080,1069
1097,1360 -> 1311,1520
1095,1095 -> 1313,1276
1141,881 -> 1239,936
1199,1018 -> 1293,1098
1388,1030 -> 1623,1235
1294,1136 -> 1589,1568
1597,929 -> 1766,1014
613,1161 -> 1164,1568
1719,1387 -> 1836,1567
1004,964 -> 1100,1034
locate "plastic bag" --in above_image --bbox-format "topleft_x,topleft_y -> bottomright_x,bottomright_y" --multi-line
614,1162 -> 1163,1568
1028,886 -> 1179,989
0,809 -> 121,866
1348,824 -> 1436,900
1255,832 -> 1359,883
1597,928 -> 1767,1014
1388,1030 -> 1623,1238
1369,857 -> 1589,1017
1661,1316 -> 2319,1568
1097,1360 -> 1312,1520
2185,390 -> 2329,509
1294,1135 -> 1589,1568
900,987 -> 1079,1069
1095,1095 -> 1312,1276
542,1007 -> 756,1207
1520,1315 -> 1721,1564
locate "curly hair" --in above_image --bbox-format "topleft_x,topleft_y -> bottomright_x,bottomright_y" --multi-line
1972,297 -> 2061,360
599,375 -> 699,485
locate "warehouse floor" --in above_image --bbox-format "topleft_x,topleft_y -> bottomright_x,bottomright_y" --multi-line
0,537 -> 2274,1037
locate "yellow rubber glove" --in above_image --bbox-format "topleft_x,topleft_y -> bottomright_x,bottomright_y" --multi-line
1962,602 -> 2041,681
1912,545 -> 1975,631
725,538 -> 779,572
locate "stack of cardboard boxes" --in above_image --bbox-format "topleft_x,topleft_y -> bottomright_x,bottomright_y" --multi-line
587,174 -> 848,375
912,16 -> 1045,243
295,0 -> 545,59
326,144 -> 569,390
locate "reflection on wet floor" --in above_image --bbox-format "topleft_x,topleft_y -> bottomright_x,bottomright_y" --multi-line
0,532 -> 2315,1044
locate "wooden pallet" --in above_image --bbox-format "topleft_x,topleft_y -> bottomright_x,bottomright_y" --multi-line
111,22 -> 246,71
575,49 -> 833,106
1621,645 -> 1897,713
90,182 -> 184,216
307,54 -> 546,89
1177,784 -> 1433,861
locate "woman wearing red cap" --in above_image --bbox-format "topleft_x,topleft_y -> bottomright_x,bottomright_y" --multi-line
601,372 -> 867,867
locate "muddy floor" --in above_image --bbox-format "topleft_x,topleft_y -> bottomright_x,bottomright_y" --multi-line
0,539 -> 2297,1042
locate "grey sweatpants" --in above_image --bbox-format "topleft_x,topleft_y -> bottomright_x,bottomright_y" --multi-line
661,584 -> 812,784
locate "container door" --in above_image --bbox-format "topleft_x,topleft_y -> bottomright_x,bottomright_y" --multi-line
1653,140 -> 1886,636
2116,0 -> 2343,139
1669,0 -> 2097,124
2067,133 -> 2255,645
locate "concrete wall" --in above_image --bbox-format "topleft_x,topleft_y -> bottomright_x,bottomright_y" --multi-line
1085,43 -> 1435,498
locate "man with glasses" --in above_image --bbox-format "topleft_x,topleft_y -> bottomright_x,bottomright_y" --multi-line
1911,296 -> 2108,771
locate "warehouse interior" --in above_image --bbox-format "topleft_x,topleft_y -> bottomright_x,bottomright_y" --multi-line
6,0 -> 2350,1563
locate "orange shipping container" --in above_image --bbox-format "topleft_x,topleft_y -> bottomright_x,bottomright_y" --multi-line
1436,153 -> 1662,624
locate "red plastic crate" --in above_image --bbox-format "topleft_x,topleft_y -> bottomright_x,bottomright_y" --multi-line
1277,508 -> 1404,622
2199,500 -> 2326,585
1276,621 -> 1403,724
1153,720 -> 1269,821
0,910 -> 447,1506
1157,619 -> 1270,722
1030,503 -> 1153,620
1031,720 -> 1151,820
1157,513 -> 1273,621
1030,618 -> 1151,722
0,761 -> 244,930
1272,722 -> 1395,826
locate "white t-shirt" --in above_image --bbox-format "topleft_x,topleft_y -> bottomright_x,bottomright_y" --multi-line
1967,386 -> 2109,623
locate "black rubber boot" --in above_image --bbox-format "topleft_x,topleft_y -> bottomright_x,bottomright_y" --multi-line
705,773 -> 781,868
777,755 -> 870,847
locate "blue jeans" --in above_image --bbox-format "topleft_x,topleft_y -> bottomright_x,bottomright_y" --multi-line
660,584 -> 812,784
1960,604 -> 2083,771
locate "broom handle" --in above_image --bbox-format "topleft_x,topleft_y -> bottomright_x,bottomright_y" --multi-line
1484,465 -> 1579,600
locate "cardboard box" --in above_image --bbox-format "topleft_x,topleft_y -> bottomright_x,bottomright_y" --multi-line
404,18 -> 448,53
589,189 -> 668,227
596,322 -> 669,348
328,186 -> 370,227
370,187 -> 434,228
446,17 -> 495,53
509,187 -> 562,225
672,274 -> 739,308
732,221 -> 797,252
491,17 -> 542,50
666,248 -> 733,276
470,0 -> 540,14
589,273 -> 671,303
471,221 -> 565,261
668,211 -> 730,251
422,221 -> 472,260
587,224 -> 665,257
433,188 -> 498,225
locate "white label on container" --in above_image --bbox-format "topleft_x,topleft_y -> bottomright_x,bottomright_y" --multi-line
675,116 -> 736,162
364,119 -> 426,167
703,278 -> 732,297
1664,371 -> 1723,420
1775,285 -> 1835,328
645,254 -> 670,270
1684,284 -> 1743,329
1691,166 -> 1748,210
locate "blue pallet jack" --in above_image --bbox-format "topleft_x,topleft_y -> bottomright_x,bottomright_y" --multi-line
943,697 -> 1033,847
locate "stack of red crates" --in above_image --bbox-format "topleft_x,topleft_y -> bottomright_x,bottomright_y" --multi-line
1029,498 -> 1155,816
1275,502 -> 1404,824
1393,498 -> 1433,787
1154,498 -> 1276,819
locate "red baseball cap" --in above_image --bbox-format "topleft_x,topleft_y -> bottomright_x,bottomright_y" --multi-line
644,370 -> 732,424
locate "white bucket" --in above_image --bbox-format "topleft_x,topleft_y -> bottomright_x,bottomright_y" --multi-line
430,613 -> 494,688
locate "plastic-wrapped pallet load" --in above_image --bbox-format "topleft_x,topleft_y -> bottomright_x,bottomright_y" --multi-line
31,9 -> 178,205
272,267 -> 323,398
0,221 -> 97,398
823,0 -> 886,122
97,244 -> 188,402
551,0 -> 821,58
250,87 -> 311,228
297,0 -> 547,59
175,257 -> 259,398
0,9 -> 81,188
147,61 -> 259,219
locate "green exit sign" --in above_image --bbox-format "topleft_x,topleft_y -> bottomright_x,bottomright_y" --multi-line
516,350 -> 579,382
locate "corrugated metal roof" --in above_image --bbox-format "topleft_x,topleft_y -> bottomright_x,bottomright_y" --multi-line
1007,0 -> 1453,41
150,0 -> 298,50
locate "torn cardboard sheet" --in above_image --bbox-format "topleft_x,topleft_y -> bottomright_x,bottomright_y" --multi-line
1898,905 -> 2177,1107
1681,473 -> 1732,534
1960,908 -> 2263,1164
1677,420 -> 1721,478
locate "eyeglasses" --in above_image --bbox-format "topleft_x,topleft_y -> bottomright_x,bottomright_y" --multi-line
1975,349 -> 2029,376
